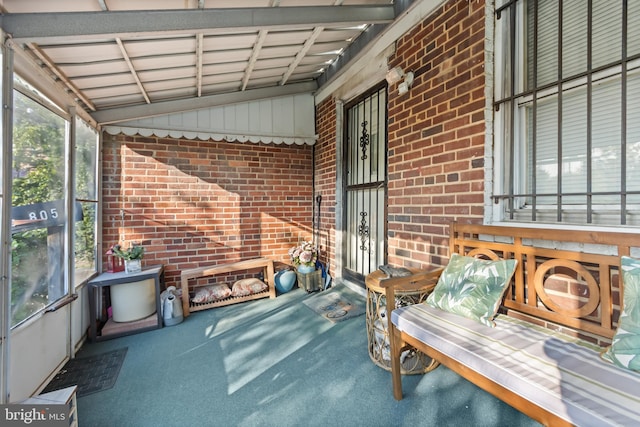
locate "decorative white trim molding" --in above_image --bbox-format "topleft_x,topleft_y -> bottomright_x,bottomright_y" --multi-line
103,125 -> 317,146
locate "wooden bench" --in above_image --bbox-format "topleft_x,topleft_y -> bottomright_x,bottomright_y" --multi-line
383,222 -> 640,426
180,257 -> 276,316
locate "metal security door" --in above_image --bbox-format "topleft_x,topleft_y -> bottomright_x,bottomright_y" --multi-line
343,85 -> 387,283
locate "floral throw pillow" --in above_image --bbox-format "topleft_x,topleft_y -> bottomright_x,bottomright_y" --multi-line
231,278 -> 268,297
191,284 -> 231,303
601,256 -> 640,371
426,253 -> 517,327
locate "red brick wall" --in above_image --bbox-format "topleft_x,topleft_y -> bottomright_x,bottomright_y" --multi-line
314,0 -> 487,273
387,0 -> 486,269
314,97 -> 337,275
102,133 -> 314,288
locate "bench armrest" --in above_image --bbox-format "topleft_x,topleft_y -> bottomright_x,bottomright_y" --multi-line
380,268 -> 443,400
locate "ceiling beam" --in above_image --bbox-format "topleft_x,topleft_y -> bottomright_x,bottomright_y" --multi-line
26,43 -> 97,111
91,80 -> 318,125
1,6 -> 395,43
241,30 -> 268,92
280,27 -> 323,86
115,38 -> 151,104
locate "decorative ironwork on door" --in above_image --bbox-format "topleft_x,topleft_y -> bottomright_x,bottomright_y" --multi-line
344,86 -> 387,282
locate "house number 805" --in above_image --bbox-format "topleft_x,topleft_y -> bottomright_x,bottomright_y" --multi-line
28,208 -> 58,221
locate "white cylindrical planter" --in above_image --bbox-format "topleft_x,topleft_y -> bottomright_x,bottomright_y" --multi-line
110,278 -> 156,322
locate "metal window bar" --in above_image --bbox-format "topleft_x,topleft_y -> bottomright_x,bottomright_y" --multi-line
586,0 -> 593,224
508,2 -> 517,219
494,0 -> 634,225
556,0 -> 564,223
531,0 -> 539,221
621,0 -> 628,224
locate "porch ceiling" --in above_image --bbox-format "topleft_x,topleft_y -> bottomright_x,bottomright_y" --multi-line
0,0 -> 400,125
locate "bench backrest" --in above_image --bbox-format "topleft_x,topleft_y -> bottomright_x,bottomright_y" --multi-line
449,222 -> 640,346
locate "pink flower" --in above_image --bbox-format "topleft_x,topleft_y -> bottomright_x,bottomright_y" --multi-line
289,241 -> 319,267
299,251 -> 312,263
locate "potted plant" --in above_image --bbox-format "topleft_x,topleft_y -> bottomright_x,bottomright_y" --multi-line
107,242 -> 155,323
289,241 -> 319,272
112,243 -> 144,274
289,241 -> 322,292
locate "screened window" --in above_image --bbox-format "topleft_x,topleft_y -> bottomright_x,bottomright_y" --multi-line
11,89 -> 67,325
494,0 -> 640,226
8,75 -> 99,327
74,118 -> 98,285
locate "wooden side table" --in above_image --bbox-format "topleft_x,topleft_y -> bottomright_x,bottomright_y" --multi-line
88,265 -> 165,341
365,269 -> 440,375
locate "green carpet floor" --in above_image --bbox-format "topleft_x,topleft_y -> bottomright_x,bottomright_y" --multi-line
75,285 -> 541,427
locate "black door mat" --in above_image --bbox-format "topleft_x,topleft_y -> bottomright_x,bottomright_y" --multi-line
42,347 -> 127,398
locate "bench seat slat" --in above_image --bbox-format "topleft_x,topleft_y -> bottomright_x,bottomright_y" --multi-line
392,304 -> 640,426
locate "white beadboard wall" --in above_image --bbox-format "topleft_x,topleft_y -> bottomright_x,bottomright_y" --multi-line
104,93 -> 317,145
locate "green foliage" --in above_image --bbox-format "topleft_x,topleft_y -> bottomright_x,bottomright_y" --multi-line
112,244 -> 144,260
75,203 -> 96,268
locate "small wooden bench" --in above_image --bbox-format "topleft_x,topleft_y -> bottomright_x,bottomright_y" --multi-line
383,222 -> 640,426
180,257 -> 275,316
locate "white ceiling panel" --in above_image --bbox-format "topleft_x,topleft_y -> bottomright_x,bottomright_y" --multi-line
148,87 -> 197,101
131,54 -> 196,71
36,42 -> 123,63
70,73 -> 136,89
201,73 -> 244,86
202,50 -> 253,64
201,81 -> 247,95
122,37 -> 197,58
202,62 -> 247,75
308,41 -> 351,55
299,56 -> 332,66
203,34 -> 259,51
246,76 -> 295,89
83,83 -> 141,99
138,67 -> 195,83
60,61 -> 132,78
255,57 -> 295,68
2,0 -> 102,13
259,45 -> 306,60
1,0 -> 399,124
264,30 -> 313,46
317,28 -> 364,43
144,77 -> 197,92
294,64 -> 326,75
249,67 -> 289,80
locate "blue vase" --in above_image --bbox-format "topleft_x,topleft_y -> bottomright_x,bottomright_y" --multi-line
275,269 -> 297,293
296,264 -> 316,274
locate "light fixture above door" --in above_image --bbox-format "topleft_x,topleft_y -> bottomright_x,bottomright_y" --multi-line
385,66 -> 414,94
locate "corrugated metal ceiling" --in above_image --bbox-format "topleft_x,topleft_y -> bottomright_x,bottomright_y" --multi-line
0,0 -> 403,125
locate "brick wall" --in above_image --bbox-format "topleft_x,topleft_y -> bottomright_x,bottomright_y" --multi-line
314,0 -> 487,274
314,97 -> 337,275
386,0 -> 486,269
102,133 -> 314,288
